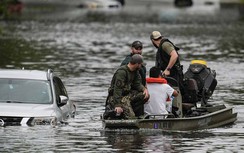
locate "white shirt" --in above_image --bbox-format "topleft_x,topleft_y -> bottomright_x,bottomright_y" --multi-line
144,82 -> 174,115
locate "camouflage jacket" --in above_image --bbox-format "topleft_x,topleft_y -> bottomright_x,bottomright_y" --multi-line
109,65 -> 144,107
121,54 -> 147,86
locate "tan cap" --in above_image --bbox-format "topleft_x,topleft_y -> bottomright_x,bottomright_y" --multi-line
150,31 -> 162,40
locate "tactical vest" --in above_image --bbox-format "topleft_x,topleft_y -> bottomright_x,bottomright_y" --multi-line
156,38 -> 181,76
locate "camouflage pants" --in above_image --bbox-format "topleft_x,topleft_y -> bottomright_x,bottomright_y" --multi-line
106,90 -> 145,119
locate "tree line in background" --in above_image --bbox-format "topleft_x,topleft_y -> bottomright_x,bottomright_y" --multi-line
0,0 -> 23,19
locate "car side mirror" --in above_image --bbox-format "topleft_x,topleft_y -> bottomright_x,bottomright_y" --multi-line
59,95 -> 68,106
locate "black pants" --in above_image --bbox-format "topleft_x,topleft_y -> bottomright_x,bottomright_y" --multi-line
131,100 -> 144,117
170,71 -> 184,95
130,90 -> 145,117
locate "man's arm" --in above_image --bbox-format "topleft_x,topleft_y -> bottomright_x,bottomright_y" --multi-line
172,89 -> 179,97
162,42 -> 179,76
113,69 -> 127,114
163,50 -> 178,76
166,84 -> 179,97
132,72 -> 149,100
113,70 -> 127,107
168,50 -> 178,69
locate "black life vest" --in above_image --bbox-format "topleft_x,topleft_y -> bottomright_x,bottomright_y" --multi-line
156,38 -> 181,76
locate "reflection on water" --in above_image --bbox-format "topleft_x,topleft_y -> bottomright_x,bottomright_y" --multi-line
0,38 -> 53,69
0,0 -> 244,152
100,129 -> 242,152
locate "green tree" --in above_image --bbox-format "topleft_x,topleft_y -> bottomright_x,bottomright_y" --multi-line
0,0 -> 9,19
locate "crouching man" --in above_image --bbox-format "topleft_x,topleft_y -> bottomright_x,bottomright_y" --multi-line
104,54 -> 149,119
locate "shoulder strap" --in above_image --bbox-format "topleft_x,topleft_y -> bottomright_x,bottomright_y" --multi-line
111,66 -> 129,86
161,38 -> 180,51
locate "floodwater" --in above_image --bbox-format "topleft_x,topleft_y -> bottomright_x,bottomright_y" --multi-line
0,0 -> 244,152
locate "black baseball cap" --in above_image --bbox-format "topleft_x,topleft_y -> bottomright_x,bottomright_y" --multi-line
131,41 -> 143,49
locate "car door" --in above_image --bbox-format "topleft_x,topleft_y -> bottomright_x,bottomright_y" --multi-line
53,76 -> 71,121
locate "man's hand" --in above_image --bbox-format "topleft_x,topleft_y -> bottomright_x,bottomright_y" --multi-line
162,69 -> 170,76
143,88 -> 150,102
115,107 -> 123,115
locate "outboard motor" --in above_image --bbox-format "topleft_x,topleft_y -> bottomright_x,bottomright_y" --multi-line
183,60 -> 217,105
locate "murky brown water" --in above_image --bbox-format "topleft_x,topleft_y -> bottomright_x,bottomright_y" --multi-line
1,0 -> 244,152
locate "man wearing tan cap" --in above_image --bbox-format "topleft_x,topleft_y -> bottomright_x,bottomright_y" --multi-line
150,31 -> 184,93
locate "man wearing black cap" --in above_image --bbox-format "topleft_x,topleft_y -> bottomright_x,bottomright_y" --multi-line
150,31 -> 184,94
105,54 -> 149,119
121,41 -> 146,86
120,41 -> 147,117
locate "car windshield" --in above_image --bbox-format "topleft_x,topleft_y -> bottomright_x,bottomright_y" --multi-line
0,79 -> 52,104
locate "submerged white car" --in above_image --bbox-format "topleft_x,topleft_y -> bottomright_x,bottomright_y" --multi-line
0,69 -> 76,127
78,0 -> 122,9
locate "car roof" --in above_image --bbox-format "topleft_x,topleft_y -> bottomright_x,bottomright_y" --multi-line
0,69 -> 49,80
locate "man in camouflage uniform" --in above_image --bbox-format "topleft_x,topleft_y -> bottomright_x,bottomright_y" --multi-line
120,41 -> 147,117
105,54 -> 149,119
121,41 -> 146,86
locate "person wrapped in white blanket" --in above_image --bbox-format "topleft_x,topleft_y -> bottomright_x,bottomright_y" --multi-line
144,66 -> 178,117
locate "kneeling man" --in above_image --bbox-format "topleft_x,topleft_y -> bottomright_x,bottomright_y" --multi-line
105,54 -> 149,119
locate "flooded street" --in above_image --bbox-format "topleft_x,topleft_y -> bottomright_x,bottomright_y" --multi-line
1,0 -> 244,152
